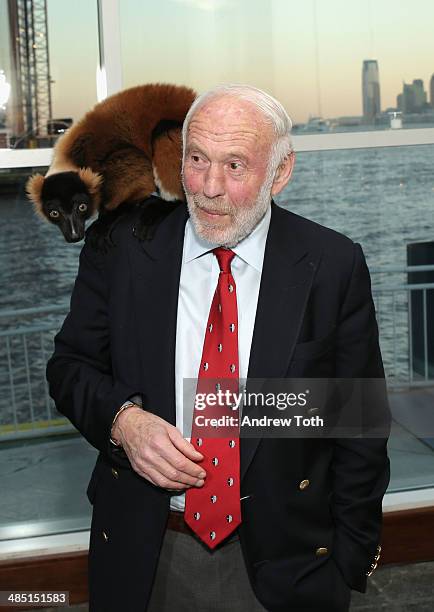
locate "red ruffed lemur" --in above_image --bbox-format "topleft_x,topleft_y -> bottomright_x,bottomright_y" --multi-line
26,83 -> 196,249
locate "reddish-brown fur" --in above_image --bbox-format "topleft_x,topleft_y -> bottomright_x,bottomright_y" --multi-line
26,174 -> 46,219
26,83 -> 196,216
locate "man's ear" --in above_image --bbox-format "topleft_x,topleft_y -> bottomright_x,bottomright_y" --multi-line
271,151 -> 295,196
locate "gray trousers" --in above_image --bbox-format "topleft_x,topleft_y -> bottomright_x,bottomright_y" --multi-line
147,527 -> 268,612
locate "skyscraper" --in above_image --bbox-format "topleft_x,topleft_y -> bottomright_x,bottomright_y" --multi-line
430,74 -> 434,108
362,60 -> 381,123
412,79 -> 427,108
397,79 -> 428,113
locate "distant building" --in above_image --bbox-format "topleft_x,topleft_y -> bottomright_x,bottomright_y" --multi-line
430,74 -> 434,108
397,79 -> 428,113
362,60 -> 381,123
397,93 -> 403,111
412,79 -> 427,108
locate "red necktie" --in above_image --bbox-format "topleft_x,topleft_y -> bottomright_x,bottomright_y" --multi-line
184,248 -> 241,549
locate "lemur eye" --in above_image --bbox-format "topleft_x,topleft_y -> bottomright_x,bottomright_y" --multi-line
78,203 -> 88,212
49,210 -> 59,219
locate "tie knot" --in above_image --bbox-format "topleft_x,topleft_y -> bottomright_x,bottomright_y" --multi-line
213,247 -> 235,273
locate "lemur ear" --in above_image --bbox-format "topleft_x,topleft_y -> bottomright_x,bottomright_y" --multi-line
26,174 -> 46,219
77,167 -> 103,209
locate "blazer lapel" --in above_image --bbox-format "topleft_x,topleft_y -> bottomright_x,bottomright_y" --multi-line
241,203 -> 323,480
127,203 -> 188,425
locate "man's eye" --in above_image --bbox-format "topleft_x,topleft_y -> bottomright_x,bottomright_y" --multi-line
229,162 -> 242,171
191,155 -> 202,163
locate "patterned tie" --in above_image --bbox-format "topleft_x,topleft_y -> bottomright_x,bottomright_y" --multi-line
184,247 -> 241,549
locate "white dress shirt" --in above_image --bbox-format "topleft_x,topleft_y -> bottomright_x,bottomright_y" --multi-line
170,205 -> 271,511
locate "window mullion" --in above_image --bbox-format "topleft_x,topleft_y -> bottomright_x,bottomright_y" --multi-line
97,0 -> 123,98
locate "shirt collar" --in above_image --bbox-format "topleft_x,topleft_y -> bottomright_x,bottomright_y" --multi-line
183,205 -> 271,272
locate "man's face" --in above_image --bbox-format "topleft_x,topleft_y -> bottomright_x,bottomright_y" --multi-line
182,96 -> 276,247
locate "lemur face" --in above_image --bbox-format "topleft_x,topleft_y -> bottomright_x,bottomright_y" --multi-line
41,172 -> 93,242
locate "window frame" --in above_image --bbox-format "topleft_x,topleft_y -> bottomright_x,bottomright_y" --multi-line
0,0 -> 433,509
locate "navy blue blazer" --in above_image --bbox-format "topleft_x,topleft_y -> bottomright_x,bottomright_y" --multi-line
46,198 -> 390,612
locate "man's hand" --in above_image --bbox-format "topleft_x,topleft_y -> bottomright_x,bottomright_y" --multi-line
111,405 -> 206,490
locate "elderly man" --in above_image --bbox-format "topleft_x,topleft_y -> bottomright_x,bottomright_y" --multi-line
46,84 -> 390,612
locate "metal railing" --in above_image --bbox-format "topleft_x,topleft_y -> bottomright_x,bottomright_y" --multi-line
371,264 -> 434,390
0,303 -> 74,441
0,265 -> 433,440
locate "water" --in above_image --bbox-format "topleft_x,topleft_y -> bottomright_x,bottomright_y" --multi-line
0,179 -> 82,312
277,145 -> 434,267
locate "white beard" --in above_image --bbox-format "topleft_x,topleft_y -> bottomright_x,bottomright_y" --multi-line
184,173 -> 274,248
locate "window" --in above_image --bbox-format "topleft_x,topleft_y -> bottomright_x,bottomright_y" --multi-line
1,0 -> 434,546
120,0 -> 434,134
0,0 -> 99,150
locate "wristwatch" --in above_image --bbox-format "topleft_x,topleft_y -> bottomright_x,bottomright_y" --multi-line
110,400 -> 136,447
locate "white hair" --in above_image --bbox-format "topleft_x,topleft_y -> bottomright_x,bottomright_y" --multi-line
181,83 -> 294,177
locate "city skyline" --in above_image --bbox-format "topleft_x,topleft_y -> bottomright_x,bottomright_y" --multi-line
1,0 -> 434,126
361,60 -> 434,123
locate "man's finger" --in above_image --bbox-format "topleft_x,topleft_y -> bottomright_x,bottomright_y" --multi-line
164,429 -> 206,479
168,427 -> 204,461
145,452 -> 206,487
144,464 -> 204,491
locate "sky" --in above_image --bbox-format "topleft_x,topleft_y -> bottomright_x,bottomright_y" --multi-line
1,0 -> 434,124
